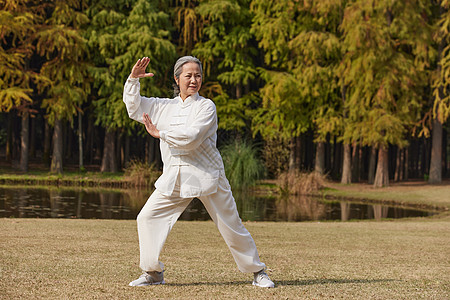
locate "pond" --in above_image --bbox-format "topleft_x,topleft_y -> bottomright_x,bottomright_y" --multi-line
0,186 -> 438,222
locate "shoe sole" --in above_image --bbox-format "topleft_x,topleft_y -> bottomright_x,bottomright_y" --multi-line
252,281 -> 275,288
130,280 -> 166,287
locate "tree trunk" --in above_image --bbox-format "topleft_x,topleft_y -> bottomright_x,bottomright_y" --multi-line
398,148 -> 405,181
351,144 -> 360,182
359,146 -> 365,181
332,140 -> 342,179
65,122 -> 72,161
124,135 -> 130,167
6,112 -> 13,162
394,147 -> 401,182
94,127 -> 103,162
29,116 -> 36,159
236,83 -> 242,99
19,112 -> 29,172
118,133 -> 124,169
429,118 -> 443,183
421,137 -> 429,178
430,5 -> 445,183
13,115 -> 20,161
101,128 -> 117,172
86,117 -> 94,163
51,118 -> 63,174
116,131 -> 122,170
325,138 -> 331,171
411,141 -> 418,178
404,147 -> 409,180
43,119 -> 51,167
78,113 -> 84,171
341,143 -> 352,184
374,146 -> 389,187
368,146 -> 377,184
340,82 -> 349,182
315,141 -> 325,175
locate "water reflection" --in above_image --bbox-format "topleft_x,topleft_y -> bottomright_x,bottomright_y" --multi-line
0,186 -> 437,221
276,195 -> 327,221
0,187 -> 148,219
275,194 -> 437,221
340,202 -> 351,221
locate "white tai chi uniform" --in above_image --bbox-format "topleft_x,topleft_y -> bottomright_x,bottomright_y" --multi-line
123,77 -> 266,273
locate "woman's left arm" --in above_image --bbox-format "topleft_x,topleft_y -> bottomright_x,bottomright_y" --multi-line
159,100 -> 218,151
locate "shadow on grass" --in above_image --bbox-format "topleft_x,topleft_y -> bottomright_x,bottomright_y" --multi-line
165,278 -> 397,287
166,281 -> 249,287
277,278 -> 397,286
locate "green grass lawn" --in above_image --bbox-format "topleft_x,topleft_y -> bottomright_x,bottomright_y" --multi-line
322,181 -> 450,210
1,217 -> 449,299
0,169 -> 124,182
0,169 -> 135,190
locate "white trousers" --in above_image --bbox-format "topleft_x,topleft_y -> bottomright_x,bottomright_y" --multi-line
136,172 -> 266,273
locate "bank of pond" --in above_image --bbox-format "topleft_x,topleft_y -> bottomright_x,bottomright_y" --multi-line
0,186 -> 442,222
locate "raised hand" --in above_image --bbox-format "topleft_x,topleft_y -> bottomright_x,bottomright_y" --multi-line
143,113 -> 160,139
130,57 -> 154,79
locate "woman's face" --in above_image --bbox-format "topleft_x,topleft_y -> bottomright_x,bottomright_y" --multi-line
175,62 -> 202,100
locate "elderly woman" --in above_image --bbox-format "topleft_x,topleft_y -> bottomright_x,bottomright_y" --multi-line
123,56 -> 274,288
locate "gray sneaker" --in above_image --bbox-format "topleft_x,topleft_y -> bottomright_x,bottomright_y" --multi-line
129,271 -> 165,286
252,269 -> 275,288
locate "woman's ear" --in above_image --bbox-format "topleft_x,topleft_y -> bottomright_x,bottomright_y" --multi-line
174,76 -> 178,86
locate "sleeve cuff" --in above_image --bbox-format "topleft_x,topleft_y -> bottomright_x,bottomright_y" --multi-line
127,76 -> 140,82
159,130 -> 166,141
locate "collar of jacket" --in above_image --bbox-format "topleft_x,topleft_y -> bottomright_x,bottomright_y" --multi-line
177,92 -> 199,107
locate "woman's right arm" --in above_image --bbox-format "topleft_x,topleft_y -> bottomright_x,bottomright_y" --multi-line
122,57 -> 156,124
123,78 -> 153,124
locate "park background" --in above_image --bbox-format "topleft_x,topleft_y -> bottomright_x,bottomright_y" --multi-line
1,0 -> 450,187
1,1 -> 450,299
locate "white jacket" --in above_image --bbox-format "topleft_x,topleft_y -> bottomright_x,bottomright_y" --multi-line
123,77 -> 225,198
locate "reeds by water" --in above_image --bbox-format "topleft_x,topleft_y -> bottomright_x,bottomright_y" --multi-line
220,140 -> 265,189
123,159 -> 161,188
278,170 -> 326,195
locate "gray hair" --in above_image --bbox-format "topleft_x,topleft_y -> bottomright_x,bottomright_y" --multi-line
173,56 -> 203,97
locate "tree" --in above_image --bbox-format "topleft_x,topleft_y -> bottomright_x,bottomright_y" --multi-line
339,0 -> 432,187
193,0 -> 259,135
172,0 -> 201,55
0,0 -> 47,172
291,1 -> 345,178
250,1 -> 310,172
430,0 -> 450,183
36,0 -> 91,174
251,0 -> 342,175
87,0 -> 176,172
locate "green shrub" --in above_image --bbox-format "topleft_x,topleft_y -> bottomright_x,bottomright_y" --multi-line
220,140 -> 265,189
